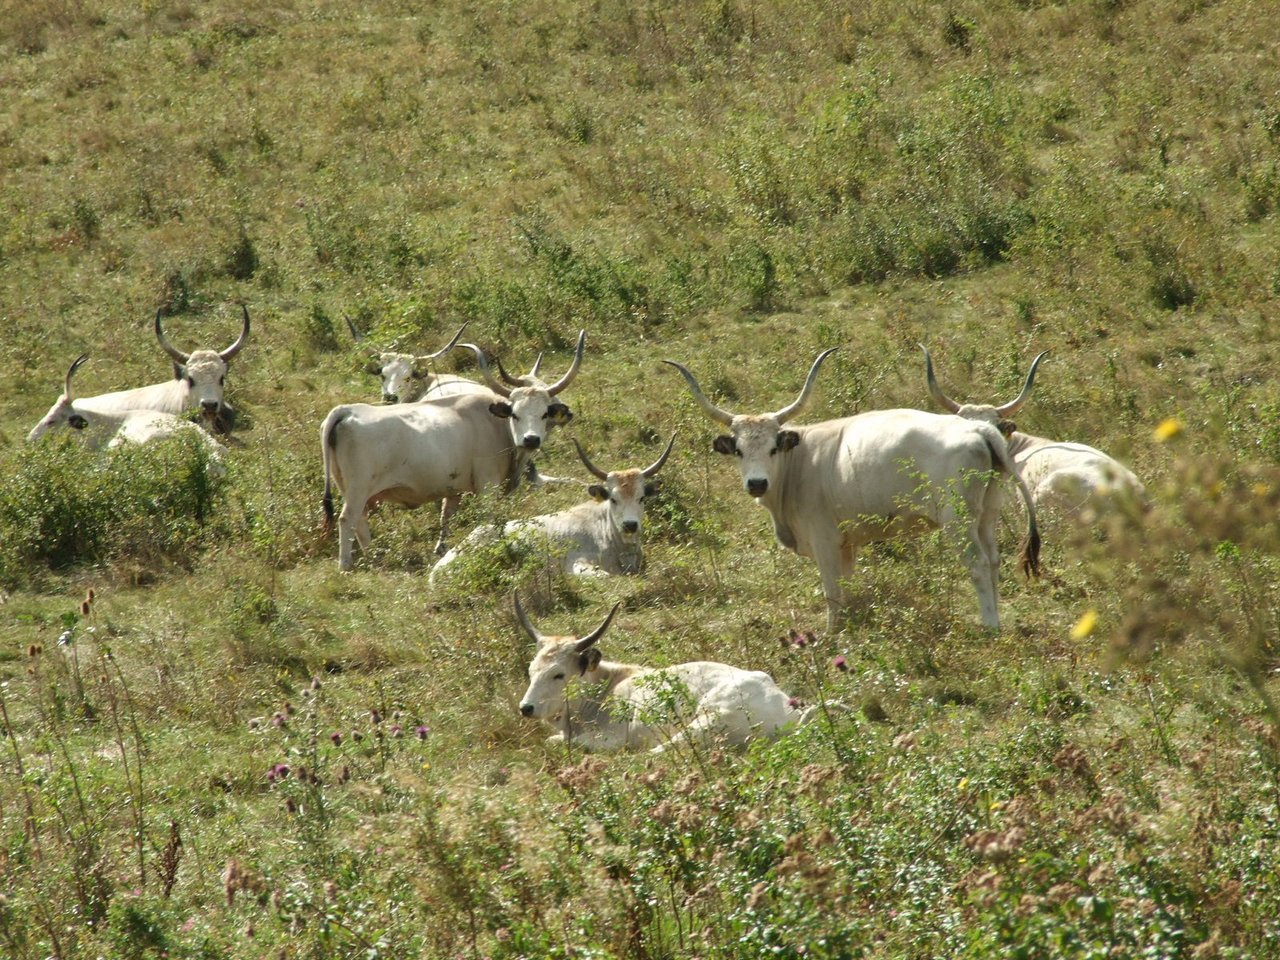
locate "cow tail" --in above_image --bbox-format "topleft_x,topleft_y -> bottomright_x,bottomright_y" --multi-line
985,431 -> 1041,579
320,408 -> 348,529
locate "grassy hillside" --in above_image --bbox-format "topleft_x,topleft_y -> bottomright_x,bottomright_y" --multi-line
1,0 -> 1278,956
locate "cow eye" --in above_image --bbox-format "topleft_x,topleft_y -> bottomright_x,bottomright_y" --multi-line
553,672 -> 565,681
185,376 -> 195,387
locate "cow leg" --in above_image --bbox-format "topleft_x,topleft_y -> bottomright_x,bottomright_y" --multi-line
811,531 -> 852,633
337,502 -> 360,572
960,510 -> 1001,631
434,495 -> 462,555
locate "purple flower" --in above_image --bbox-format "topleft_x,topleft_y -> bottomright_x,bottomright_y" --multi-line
415,725 -> 430,740
833,655 -> 848,672
267,763 -> 290,783
389,723 -> 403,738
369,709 -> 382,725
330,731 -> 342,746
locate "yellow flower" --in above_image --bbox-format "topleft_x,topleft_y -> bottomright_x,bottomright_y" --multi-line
1253,483 -> 1272,498
1071,609 -> 1098,640
1153,417 -> 1184,442
958,777 -> 970,792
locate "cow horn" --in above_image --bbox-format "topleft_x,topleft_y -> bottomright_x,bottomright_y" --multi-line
512,591 -> 545,643
661,359 -> 735,426
920,344 -> 961,414
574,601 -> 622,653
494,357 -> 531,387
345,314 -> 366,343
64,353 -> 90,398
995,351 -> 1049,417
416,323 -> 468,364
641,433 -> 677,479
770,348 -> 837,424
572,439 -> 610,481
460,343 -> 511,398
547,330 -> 587,397
218,305 -> 251,362
154,311 -> 190,365
528,352 -> 544,379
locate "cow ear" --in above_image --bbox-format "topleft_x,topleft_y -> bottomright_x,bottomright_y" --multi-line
489,401 -> 514,419
643,482 -> 657,498
546,402 -> 573,425
588,484 -> 608,502
579,649 -> 602,673
997,419 -> 1017,437
69,414 -> 89,430
712,435 -> 736,456
777,430 -> 801,452
171,362 -> 186,380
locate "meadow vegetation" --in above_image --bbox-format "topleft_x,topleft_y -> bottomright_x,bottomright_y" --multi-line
1,0 -> 1278,956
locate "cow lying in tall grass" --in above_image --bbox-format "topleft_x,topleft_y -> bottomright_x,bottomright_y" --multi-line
430,435 -> 675,582
515,593 -> 815,753
28,354 -> 228,473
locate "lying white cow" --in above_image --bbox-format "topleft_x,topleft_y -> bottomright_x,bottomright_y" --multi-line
920,346 -> 1145,517
321,333 -> 585,569
430,434 -> 675,582
515,593 -> 809,753
665,350 -> 1040,632
346,318 -> 492,403
28,355 -> 228,471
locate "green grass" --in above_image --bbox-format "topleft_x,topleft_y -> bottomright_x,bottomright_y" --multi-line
1,0 -> 1279,956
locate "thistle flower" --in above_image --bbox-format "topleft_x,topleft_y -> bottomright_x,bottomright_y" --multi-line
330,731 -> 342,746
833,655 -> 848,672
389,723 -> 403,738
369,708 -> 382,725
266,763 -> 290,783
415,725 -> 430,740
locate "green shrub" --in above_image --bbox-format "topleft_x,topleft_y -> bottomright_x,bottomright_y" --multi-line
0,434 -> 229,588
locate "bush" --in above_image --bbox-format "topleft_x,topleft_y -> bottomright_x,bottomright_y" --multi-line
0,434 -> 229,588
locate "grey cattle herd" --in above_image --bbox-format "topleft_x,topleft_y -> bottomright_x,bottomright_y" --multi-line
28,310 -> 1146,752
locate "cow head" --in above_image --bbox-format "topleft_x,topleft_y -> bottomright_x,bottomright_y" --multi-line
919,344 -> 1049,429
515,591 -> 621,722
463,331 -> 585,451
663,349 -> 836,498
27,354 -> 94,441
155,306 -> 250,423
349,318 -> 468,403
574,434 -> 675,541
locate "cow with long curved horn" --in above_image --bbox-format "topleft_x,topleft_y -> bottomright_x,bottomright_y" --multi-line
151,305 -> 250,433
515,592 -> 818,753
27,354 -> 228,470
665,348 -> 1041,633
344,319 -> 483,403
918,345 -> 1144,518
430,432 -> 676,582
320,332 -> 588,570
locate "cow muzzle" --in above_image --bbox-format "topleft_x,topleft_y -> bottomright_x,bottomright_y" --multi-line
746,477 -> 769,496
621,520 -> 640,536
200,400 -> 221,417
519,703 -> 535,717
521,435 -> 542,450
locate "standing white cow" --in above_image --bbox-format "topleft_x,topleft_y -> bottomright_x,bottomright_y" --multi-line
920,346 -> 1145,517
664,350 -> 1041,632
430,434 -> 676,582
321,332 -> 586,570
27,355 -> 228,471
346,318 -> 492,403
514,593 -> 810,753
